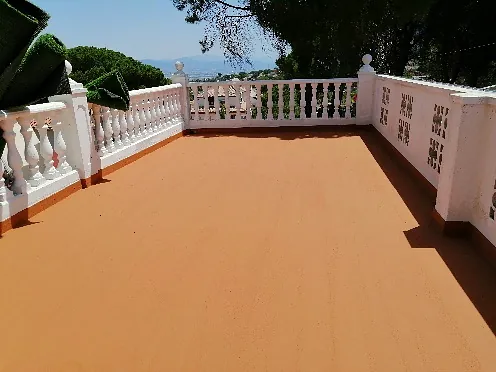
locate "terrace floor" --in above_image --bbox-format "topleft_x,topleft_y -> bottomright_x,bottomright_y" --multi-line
1,130 -> 496,371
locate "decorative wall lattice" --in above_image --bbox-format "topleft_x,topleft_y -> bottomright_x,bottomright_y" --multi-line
380,86 -> 390,126
398,93 -> 413,146
490,180 -> 496,220
398,119 -> 410,145
427,104 -> 449,173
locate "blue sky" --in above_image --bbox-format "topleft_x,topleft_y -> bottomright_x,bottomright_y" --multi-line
35,0 -> 277,61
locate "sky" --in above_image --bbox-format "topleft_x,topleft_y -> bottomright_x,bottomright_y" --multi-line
35,0 -> 277,61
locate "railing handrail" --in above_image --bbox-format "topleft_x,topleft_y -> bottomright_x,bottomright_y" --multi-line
188,78 -> 358,87
0,101 -> 67,119
129,83 -> 182,97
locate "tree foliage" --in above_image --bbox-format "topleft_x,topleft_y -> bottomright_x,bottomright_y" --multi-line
174,0 -> 496,87
67,46 -> 170,90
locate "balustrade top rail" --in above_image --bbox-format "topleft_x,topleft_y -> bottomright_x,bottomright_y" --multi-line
129,83 -> 182,98
0,101 -> 67,119
188,78 -> 358,87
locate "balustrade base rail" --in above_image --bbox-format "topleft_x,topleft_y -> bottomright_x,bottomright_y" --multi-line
0,169 -> 79,224
189,117 -> 357,129
98,121 -> 183,170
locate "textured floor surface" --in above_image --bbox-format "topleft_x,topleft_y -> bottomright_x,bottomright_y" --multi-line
1,130 -> 496,371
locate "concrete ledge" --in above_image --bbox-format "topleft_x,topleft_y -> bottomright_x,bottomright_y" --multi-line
0,179 -> 82,236
369,126 -> 437,202
431,208 -> 472,237
370,125 -> 496,269
186,124 -> 371,136
100,131 -> 184,178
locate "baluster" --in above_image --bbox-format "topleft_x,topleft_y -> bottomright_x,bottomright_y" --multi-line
102,107 -> 115,152
299,84 -> 306,119
0,118 -> 27,194
333,83 -> 340,118
322,83 -> 330,119
267,83 -> 274,120
289,84 -> 295,120
278,84 -> 284,120
311,83 -> 318,119
119,111 -> 130,145
18,116 -> 44,186
175,89 -> 182,123
255,83 -> 263,120
158,94 -> 166,129
0,152 -> 12,201
92,105 -> 107,155
127,106 -> 136,142
174,90 -> 181,124
236,85 -> 243,119
164,93 -> 171,126
222,84 -> 231,119
213,85 -> 221,120
133,100 -> 142,138
150,96 -> 158,132
37,119 -> 59,180
245,85 -> 253,120
345,82 -> 352,118
145,97 -> 153,134
111,109 -> 123,148
52,111 -> 72,174
139,99 -> 148,136
193,86 -> 200,122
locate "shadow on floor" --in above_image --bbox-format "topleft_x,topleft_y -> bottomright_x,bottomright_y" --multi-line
361,130 -> 496,337
188,126 -> 366,141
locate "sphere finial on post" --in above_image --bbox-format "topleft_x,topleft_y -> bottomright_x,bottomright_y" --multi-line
174,61 -> 185,76
359,54 -> 375,73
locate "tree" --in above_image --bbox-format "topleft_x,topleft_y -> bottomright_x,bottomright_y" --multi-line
174,0 -> 496,87
67,46 -> 170,90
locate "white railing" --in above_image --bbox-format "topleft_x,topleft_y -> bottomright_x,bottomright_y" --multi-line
187,78 -> 358,129
89,83 -> 184,169
0,102 -> 80,221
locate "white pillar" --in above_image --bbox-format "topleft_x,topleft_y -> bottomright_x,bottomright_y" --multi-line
356,54 -> 377,125
171,61 -> 190,130
49,62 -> 96,181
435,93 -> 488,222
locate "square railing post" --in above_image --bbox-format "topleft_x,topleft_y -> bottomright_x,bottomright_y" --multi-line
434,93 -> 489,229
171,61 -> 190,130
356,54 -> 377,125
48,61 -> 96,186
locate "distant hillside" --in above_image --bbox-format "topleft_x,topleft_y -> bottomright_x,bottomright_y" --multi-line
142,55 -> 276,79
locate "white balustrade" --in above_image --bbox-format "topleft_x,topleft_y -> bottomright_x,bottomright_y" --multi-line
255,83 -> 263,120
0,156 -> 11,202
278,84 -> 284,120
52,111 -> 72,175
213,85 -> 221,120
93,105 -> 107,155
38,119 -> 59,180
345,82 -> 352,119
299,84 -> 306,119
1,118 -> 27,194
333,84 -> 340,118
120,111 -> 130,145
18,116 -> 44,186
127,107 -> 136,142
188,78 -> 357,128
267,83 -> 274,120
289,84 -> 295,120
102,107 -> 115,152
311,83 -> 318,119
133,100 -> 142,138
322,83 -> 330,119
